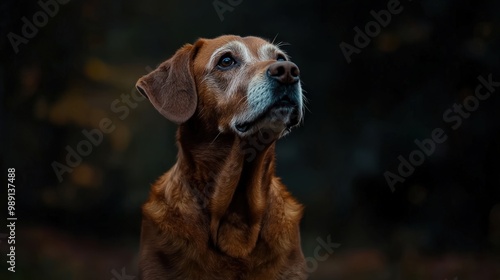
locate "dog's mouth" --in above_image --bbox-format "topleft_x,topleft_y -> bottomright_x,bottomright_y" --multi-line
235,95 -> 299,133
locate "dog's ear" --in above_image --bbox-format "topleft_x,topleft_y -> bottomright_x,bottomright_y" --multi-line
136,44 -> 198,124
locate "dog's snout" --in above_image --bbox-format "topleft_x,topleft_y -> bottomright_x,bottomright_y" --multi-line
267,61 -> 300,85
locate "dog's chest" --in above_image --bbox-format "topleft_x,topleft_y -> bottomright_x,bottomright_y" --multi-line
142,204 -> 295,279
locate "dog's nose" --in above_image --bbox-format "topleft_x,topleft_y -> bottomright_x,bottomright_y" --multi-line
267,61 -> 300,85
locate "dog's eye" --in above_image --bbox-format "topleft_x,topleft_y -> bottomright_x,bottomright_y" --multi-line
277,54 -> 287,61
217,54 -> 236,69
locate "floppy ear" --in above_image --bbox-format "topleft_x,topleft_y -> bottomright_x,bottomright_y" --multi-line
136,44 -> 198,124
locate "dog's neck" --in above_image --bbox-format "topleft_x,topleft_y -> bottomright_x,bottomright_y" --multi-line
176,120 -> 277,258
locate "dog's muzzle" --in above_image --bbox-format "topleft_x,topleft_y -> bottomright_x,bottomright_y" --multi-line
234,61 -> 303,135
267,61 -> 302,127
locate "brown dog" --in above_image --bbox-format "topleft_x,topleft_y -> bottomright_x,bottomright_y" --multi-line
136,35 -> 307,280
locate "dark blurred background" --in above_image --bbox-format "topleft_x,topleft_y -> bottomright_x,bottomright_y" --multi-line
1,0 -> 500,279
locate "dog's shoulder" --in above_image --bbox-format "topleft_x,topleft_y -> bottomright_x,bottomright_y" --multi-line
142,167 -> 209,243
268,176 -> 304,222
261,177 -> 304,251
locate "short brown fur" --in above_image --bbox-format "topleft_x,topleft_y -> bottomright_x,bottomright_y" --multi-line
136,35 -> 307,280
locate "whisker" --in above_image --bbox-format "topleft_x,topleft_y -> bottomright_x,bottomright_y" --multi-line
275,41 -> 291,48
234,94 -> 247,109
271,33 -> 279,45
210,131 -> 222,144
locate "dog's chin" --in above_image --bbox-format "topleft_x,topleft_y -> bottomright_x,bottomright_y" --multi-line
233,106 -> 301,139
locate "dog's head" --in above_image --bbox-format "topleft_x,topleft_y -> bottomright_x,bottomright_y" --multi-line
136,35 -> 304,139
